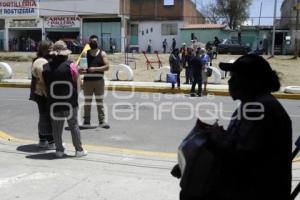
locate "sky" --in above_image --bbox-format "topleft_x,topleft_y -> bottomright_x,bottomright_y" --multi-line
198,0 -> 284,25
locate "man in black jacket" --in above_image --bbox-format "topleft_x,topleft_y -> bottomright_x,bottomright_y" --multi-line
190,48 -> 202,97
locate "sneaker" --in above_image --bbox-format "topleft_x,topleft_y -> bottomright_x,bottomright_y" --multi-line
99,122 -> 110,129
47,143 -> 56,150
38,140 -> 48,148
55,151 -> 65,158
75,150 -> 88,157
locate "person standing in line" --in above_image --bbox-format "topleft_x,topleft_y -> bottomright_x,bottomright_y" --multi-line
110,38 -> 116,54
81,35 -> 110,128
169,48 -> 181,89
30,41 -> 55,149
147,39 -> 152,53
190,48 -> 202,97
180,43 -> 188,84
185,48 -> 194,84
43,40 -> 87,158
162,39 -> 168,54
200,48 -> 210,95
172,38 -> 177,51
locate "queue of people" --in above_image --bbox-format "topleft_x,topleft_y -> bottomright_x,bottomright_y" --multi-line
29,35 -> 110,158
169,42 -> 212,96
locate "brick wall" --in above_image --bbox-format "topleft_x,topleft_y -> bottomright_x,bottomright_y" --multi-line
183,0 -> 205,24
130,0 -> 184,21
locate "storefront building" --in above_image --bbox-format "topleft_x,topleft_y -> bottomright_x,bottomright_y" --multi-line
0,0 -> 127,52
0,0 -> 41,51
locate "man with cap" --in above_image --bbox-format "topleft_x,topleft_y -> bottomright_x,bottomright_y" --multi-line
200,54 -> 292,200
43,40 -> 87,158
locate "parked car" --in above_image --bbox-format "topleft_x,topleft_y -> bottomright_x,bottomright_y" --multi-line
217,39 -> 251,55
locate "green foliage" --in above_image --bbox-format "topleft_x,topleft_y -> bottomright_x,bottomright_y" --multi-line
206,0 -> 252,30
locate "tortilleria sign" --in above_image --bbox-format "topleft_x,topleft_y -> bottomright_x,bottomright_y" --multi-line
44,16 -> 80,28
0,0 -> 38,16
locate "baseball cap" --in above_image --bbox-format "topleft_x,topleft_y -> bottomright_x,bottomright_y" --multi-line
219,54 -> 272,75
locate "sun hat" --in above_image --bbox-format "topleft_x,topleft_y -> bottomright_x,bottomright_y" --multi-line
49,40 -> 72,56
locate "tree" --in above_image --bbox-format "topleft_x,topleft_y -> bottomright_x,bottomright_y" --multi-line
204,0 -> 252,29
201,1 -> 219,24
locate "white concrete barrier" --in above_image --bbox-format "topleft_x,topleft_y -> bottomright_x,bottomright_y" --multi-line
209,66 -> 222,84
154,66 -> 170,82
284,86 -> 300,94
111,64 -> 134,81
0,62 -> 13,79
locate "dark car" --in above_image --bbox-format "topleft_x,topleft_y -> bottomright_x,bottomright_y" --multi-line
217,39 -> 251,55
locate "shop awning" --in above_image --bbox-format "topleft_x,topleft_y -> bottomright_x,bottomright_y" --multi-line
45,28 -> 80,32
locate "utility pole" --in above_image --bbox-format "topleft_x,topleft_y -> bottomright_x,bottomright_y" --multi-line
258,0 -> 263,26
294,1 -> 300,59
271,0 -> 277,57
257,1 -> 263,49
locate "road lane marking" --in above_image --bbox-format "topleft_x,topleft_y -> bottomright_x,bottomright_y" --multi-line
0,131 -> 176,158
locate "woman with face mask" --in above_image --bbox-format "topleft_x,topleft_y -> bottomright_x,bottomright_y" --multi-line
30,41 -> 55,149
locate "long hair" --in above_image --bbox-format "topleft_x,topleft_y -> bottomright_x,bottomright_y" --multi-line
33,41 -> 52,62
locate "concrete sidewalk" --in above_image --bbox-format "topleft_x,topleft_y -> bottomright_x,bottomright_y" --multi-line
1,137 -> 300,199
0,137 -> 179,200
1,79 -> 300,100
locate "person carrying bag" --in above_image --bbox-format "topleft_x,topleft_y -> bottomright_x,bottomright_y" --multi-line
171,119 -> 218,200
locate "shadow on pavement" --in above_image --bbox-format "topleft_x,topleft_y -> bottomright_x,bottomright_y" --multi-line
26,153 -> 73,160
16,144 -> 48,153
65,125 -> 98,131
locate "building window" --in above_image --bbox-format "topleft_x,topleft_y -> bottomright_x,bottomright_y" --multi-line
161,24 -> 178,35
164,0 -> 174,6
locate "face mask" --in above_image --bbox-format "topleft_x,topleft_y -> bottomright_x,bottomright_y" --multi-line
89,41 -> 98,49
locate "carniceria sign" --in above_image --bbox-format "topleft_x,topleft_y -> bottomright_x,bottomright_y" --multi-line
44,16 -> 80,28
0,0 -> 38,16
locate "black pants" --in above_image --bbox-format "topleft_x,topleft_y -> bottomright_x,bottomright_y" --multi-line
36,95 -> 54,143
172,72 -> 181,88
191,75 -> 202,95
185,67 -> 193,84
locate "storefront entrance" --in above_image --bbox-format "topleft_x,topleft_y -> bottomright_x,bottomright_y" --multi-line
46,31 -> 79,42
8,29 -> 42,51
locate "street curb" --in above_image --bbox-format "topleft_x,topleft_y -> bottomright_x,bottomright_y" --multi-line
0,131 -> 176,159
1,82 -> 300,100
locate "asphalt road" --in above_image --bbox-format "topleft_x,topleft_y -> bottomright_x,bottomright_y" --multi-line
0,88 -> 300,153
